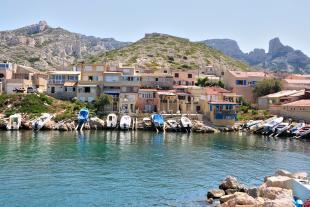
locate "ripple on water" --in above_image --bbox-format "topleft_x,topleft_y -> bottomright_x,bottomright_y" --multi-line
0,131 -> 309,207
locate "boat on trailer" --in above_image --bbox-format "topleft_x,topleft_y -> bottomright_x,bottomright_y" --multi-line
295,125 -> 310,139
252,117 -> 277,133
261,117 -> 284,135
119,115 -> 131,130
106,113 -> 118,129
142,117 -> 153,129
180,116 -> 192,132
289,122 -> 306,137
165,119 -> 180,131
6,114 -> 22,130
75,108 -> 89,130
32,113 -> 54,131
151,114 -> 165,131
270,122 -> 291,137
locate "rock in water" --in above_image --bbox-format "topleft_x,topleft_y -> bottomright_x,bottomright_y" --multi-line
207,189 -> 225,199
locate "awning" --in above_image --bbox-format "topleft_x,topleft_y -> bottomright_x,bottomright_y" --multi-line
77,84 -> 97,87
64,82 -> 77,87
157,91 -> 176,96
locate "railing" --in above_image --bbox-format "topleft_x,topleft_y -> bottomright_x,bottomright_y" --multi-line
215,111 -> 237,120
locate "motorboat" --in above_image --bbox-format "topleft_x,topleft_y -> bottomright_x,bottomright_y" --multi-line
289,122 -> 306,136
243,120 -> 262,130
180,116 -> 192,132
32,113 -> 54,131
261,117 -> 284,135
151,114 -> 164,131
106,113 -> 118,129
295,125 -> 310,139
165,119 -> 179,131
143,117 -> 153,129
6,114 -> 22,130
119,115 -> 131,130
270,122 -> 290,137
252,117 -> 277,133
75,108 -> 89,130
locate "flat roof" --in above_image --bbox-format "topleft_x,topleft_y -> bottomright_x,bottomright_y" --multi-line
282,99 -> 310,107
283,79 -> 310,84
49,71 -> 80,75
138,88 -> 157,92
229,70 -> 269,78
260,90 -> 302,98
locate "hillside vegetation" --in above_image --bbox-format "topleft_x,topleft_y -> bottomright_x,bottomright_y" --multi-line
83,33 -> 250,71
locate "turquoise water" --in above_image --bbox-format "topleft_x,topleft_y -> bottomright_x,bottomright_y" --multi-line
0,131 -> 309,207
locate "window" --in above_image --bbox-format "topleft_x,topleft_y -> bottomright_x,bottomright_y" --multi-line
84,87 -> 91,93
174,73 -> 179,78
155,78 -> 159,81
85,66 -> 92,71
236,80 -> 246,85
96,66 -> 104,71
164,70 -> 167,73
88,76 -> 93,81
188,74 -> 192,78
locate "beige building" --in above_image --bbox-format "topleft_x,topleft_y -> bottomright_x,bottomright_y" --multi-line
140,73 -> 173,89
280,99 -> 310,122
282,79 -> 310,90
223,70 -> 269,103
257,90 -> 304,110
47,71 -> 80,100
172,69 -> 198,86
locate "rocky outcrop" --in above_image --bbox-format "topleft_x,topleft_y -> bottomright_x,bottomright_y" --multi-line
0,21 -> 129,70
206,170 -> 306,207
204,37 -> 310,73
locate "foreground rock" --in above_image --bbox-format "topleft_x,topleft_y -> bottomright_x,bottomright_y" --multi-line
206,170 -> 308,207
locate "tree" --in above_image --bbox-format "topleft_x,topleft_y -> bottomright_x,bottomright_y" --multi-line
253,78 -> 281,98
195,77 -> 225,88
94,94 -> 113,112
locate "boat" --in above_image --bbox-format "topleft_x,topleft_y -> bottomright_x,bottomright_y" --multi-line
165,119 -> 180,131
252,117 -> 277,133
106,113 -> 118,129
142,117 -> 153,129
119,115 -> 131,130
288,122 -> 306,137
270,122 -> 290,137
261,117 -> 284,135
6,114 -> 22,130
32,113 -> 53,131
75,108 -> 89,130
242,120 -> 262,130
295,125 -> 310,139
151,113 -> 165,131
180,116 -> 192,132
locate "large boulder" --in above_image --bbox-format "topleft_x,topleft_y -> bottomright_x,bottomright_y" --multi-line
265,176 -> 292,189
258,186 -> 293,200
220,192 -> 256,207
207,189 -> 225,199
43,120 -> 56,130
276,169 -> 308,180
220,194 -> 234,203
89,118 -> 105,130
219,176 -> 247,192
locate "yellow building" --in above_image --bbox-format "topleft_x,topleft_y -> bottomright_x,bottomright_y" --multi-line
280,99 -> 310,122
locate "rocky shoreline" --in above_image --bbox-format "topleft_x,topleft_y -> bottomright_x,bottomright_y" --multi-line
206,170 -> 309,206
0,115 -> 218,133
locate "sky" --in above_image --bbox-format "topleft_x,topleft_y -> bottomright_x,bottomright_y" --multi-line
1,0 -> 310,55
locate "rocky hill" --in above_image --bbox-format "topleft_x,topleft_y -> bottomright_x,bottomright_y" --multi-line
203,38 -> 310,74
83,33 -> 250,72
0,21 -> 129,70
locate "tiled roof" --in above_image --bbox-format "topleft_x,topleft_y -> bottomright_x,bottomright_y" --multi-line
229,70 -> 269,78
260,90 -> 301,98
205,87 -> 230,94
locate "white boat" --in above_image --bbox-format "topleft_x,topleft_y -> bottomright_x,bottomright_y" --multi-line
271,122 -> 290,137
244,120 -> 262,130
166,119 -> 179,131
120,115 -> 132,130
6,114 -> 22,130
143,117 -> 152,129
289,122 -> 306,136
106,113 -> 118,129
252,117 -> 277,133
262,117 -> 284,135
180,116 -> 192,131
32,113 -> 54,131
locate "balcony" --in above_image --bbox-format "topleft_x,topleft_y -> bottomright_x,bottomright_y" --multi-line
214,111 -> 237,120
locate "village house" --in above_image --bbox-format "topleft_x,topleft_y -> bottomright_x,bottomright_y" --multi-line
140,73 -> 173,89
282,74 -> 310,90
0,63 -> 47,94
223,70 -> 269,103
76,64 -> 105,102
47,71 -> 81,100
257,90 -> 304,110
280,99 -> 310,122
137,88 -> 159,113
171,69 -> 198,86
